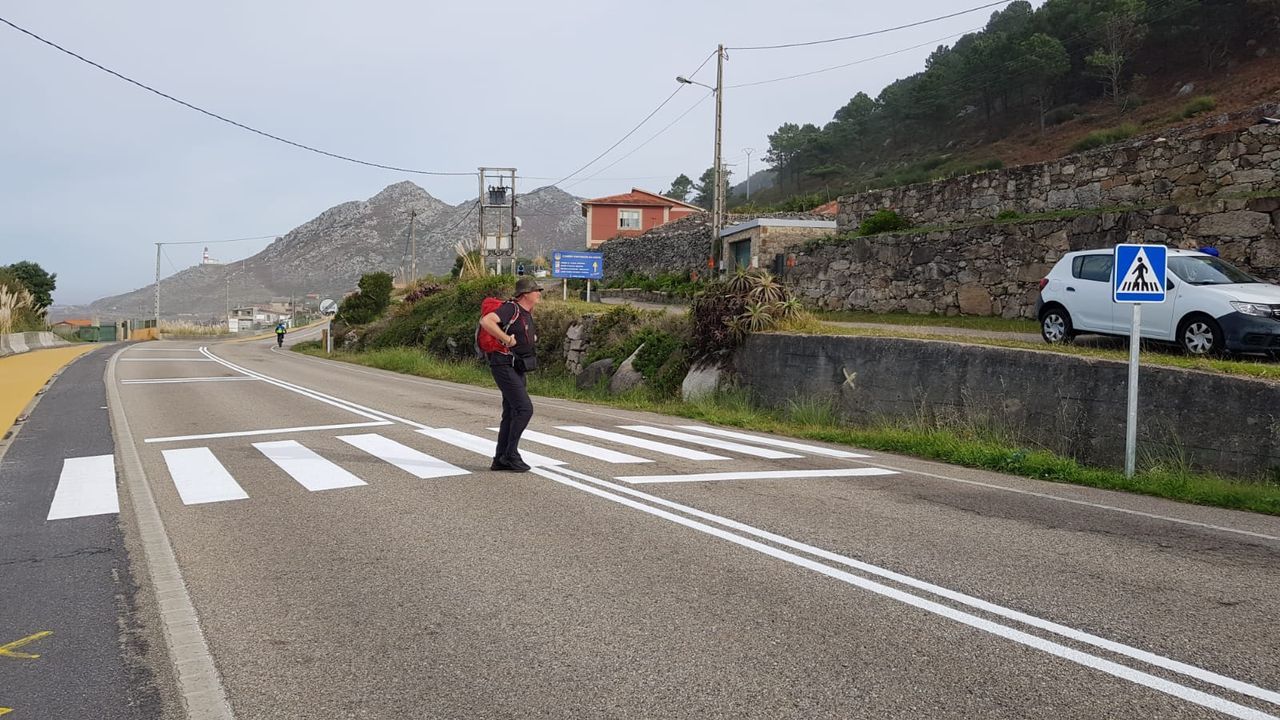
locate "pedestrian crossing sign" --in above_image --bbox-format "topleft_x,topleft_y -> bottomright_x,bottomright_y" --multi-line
1113,244 -> 1167,303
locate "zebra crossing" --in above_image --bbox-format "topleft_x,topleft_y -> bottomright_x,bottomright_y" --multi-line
42,424 -> 888,520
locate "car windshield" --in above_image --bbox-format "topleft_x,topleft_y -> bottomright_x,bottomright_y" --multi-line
1167,255 -> 1257,285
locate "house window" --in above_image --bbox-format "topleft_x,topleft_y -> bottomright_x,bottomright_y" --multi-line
618,209 -> 642,230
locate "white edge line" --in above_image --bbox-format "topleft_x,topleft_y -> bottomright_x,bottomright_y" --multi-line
616,468 -> 899,484
272,343 -> 1279,543
144,421 -> 392,444
549,466 -> 1280,708
532,466 -> 1277,720
105,348 -> 236,719
122,377 -> 259,385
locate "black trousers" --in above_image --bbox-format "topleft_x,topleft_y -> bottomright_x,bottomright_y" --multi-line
490,359 -> 533,461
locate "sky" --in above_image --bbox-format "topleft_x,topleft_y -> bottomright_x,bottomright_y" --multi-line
0,0 -> 1024,305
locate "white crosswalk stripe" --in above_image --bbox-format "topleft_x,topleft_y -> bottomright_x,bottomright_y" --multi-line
47,455 -> 118,520
618,425 -> 803,459
496,428 -> 652,464
416,428 -> 566,467
555,426 -> 728,461
338,434 -> 469,479
161,447 -> 250,505
675,425 -> 870,459
254,440 -> 368,491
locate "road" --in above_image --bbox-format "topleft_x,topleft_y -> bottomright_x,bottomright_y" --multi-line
6,332 -> 1280,719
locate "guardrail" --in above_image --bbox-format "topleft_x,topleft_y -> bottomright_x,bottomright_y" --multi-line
0,332 -> 70,358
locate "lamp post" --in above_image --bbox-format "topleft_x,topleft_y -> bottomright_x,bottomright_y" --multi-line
743,148 -> 755,201
677,43 -> 725,274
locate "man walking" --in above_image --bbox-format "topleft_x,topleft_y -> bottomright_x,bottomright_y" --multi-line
479,276 -> 543,472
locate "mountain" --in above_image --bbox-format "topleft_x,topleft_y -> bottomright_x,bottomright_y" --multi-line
87,182 -> 585,320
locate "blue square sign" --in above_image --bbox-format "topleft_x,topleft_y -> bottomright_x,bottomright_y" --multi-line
1113,244 -> 1167,304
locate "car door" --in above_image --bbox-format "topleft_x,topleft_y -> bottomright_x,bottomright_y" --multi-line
1139,275 -> 1179,341
1068,253 -> 1117,333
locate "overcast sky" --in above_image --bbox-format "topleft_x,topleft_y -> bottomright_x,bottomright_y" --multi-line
1,0 -> 1024,304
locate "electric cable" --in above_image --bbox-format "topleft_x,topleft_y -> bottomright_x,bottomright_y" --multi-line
728,0 -> 1012,50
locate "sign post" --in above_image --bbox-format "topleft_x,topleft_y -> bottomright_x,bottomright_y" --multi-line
550,250 -> 604,301
1112,244 -> 1168,478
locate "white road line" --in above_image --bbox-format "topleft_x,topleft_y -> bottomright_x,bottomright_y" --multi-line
416,428 -> 565,467
160,448 -> 250,505
677,425 -> 870,459
549,466 -> 1280,709
494,428 -> 652,464
616,468 -> 899,484
122,377 -> 257,385
123,348 -> 204,353
144,421 -> 392,444
254,440 -> 367,491
337,434 -> 469,479
556,426 -> 728,461
534,466 -> 1278,719
119,358 -> 217,362
47,455 -> 119,520
619,425 -> 803,459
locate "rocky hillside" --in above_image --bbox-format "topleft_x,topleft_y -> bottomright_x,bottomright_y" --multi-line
89,182 -> 585,320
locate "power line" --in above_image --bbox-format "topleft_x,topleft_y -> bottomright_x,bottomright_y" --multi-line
566,91 -> 714,189
0,16 -> 476,177
728,30 -> 977,89
728,0 -> 1012,51
547,49 -> 718,188
158,234 -> 281,246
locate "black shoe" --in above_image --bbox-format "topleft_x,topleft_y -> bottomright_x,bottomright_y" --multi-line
490,457 -> 513,471
503,457 -> 531,473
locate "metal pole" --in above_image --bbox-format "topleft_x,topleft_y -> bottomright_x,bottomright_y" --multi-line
154,242 -> 161,333
744,148 -> 754,201
408,209 -> 418,282
586,279 -> 592,303
712,43 -> 725,274
563,278 -> 567,301
1124,303 -> 1142,478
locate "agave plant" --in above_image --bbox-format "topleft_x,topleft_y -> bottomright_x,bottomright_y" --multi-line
741,301 -> 778,334
726,267 -> 754,296
747,272 -> 788,305
774,297 -> 806,321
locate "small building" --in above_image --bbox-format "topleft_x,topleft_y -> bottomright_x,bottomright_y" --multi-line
718,218 -> 837,272
580,188 -> 702,249
228,306 -> 288,333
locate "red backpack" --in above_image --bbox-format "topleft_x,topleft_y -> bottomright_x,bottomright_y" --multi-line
475,297 -> 518,357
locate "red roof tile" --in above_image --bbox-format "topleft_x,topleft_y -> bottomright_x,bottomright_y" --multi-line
582,188 -> 701,210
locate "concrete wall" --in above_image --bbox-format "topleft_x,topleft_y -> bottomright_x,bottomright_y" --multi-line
734,333 -> 1280,479
836,112 -> 1280,232
0,332 -> 70,358
788,196 -> 1280,318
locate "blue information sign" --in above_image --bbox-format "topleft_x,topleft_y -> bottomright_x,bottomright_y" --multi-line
1113,244 -> 1167,304
551,251 -> 604,280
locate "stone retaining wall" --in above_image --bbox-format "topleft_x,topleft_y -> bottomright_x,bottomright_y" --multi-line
788,196 -> 1280,318
735,333 -> 1280,479
0,332 -> 70,358
836,110 -> 1280,232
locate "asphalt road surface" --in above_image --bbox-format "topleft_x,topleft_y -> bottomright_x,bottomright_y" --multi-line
15,332 -> 1280,719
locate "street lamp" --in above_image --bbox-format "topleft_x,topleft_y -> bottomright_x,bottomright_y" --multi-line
676,43 -> 726,274
743,148 -> 755,201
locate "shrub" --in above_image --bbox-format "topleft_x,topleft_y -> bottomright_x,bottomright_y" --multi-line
1180,96 -> 1217,119
1043,104 -> 1081,126
338,271 -> 396,325
1071,123 -> 1139,153
996,209 -> 1022,221
859,209 -> 909,236
366,275 -> 512,354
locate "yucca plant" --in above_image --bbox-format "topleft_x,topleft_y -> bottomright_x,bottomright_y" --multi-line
741,301 -> 778,334
723,314 -> 748,342
726,267 -> 754,295
775,297 -> 806,320
747,272 -> 787,305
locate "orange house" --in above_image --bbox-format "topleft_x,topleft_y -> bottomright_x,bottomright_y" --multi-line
580,188 -> 702,249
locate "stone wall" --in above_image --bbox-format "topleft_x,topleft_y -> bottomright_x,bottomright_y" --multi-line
735,333 -> 1280,479
789,196 -> 1280,318
836,112 -> 1280,232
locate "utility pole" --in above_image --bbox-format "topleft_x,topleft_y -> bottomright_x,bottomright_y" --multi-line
712,43 -> 725,274
743,148 -> 755,201
408,209 -> 418,282
154,243 -> 161,331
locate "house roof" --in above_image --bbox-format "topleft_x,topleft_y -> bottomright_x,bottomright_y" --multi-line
581,188 -> 702,211
719,218 -> 837,238
53,318 -> 93,327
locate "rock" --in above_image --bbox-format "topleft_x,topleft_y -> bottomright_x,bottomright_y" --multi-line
1195,211 -> 1273,237
681,361 -> 724,402
1176,82 -> 1195,97
576,358 -> 615,390
609,345 -> 646,395
957,284 -> 993,315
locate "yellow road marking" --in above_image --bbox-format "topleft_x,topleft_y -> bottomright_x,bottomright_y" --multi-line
0,631 -> 52,660
0,345 -> 98,437
0,705 -> 13,715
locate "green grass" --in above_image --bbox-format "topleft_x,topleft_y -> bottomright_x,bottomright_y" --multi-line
1180,95 -> 1217,119
294,341 -> 1280,515
1071,123 -> 1140,153
815,310 -> 1037,334
778,322 -> 1280,382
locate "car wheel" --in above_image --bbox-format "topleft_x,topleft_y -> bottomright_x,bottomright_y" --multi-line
1040,306 -> 1075,345
1178,315 -> 1224,356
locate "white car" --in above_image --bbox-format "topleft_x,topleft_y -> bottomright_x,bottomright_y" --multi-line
1036,248 -> 1280,356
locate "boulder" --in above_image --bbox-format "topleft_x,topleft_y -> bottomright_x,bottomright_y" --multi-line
681,361 -> 725,402
576,358 -> 615,390
609,344 -> 646,395
957,284 -> 994,315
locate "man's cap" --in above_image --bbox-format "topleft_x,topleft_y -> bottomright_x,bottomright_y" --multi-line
514,277 -> 544,296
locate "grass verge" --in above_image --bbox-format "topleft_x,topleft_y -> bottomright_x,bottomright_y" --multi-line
294,342 -> 1279,516
815,310 -> 1037,334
